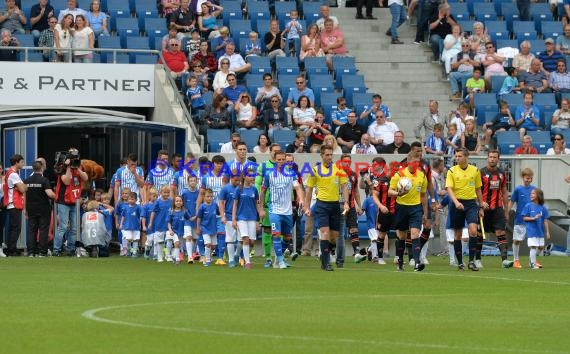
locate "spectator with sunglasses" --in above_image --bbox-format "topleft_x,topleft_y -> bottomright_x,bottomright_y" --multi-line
263,94 -> 289,140
547,134 -> 570,155
159,38 -> 189,82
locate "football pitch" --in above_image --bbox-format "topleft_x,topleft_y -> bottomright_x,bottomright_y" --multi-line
2,255 -> 570,354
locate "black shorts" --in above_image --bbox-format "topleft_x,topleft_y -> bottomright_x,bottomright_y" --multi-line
315,200 -> 341,231
377,210 -> 393,233
449,199 -> 479,230
393,203 -> 423,231
346,207 -> 358,229
482,207 -> 506,233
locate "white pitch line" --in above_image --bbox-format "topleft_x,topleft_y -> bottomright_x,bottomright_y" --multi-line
81,298 -> 567,354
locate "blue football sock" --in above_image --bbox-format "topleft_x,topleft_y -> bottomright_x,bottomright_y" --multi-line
216,234 -> 226,258
273,236 -> 283,257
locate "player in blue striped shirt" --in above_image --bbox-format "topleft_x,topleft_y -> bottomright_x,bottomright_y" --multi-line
114,154 -> 145,205
218,171 -> 240,267
146,149 -> 174,199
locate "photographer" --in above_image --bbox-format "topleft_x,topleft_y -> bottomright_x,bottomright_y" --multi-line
0,29 -> 19,62
53,148 -> 88,257
285,131 -> 309,154
3,154 -> 27,257
305,110 -> 331,151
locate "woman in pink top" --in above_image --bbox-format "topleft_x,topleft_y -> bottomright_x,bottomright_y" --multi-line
319,18 -> 348,70
481,41 -> 506,91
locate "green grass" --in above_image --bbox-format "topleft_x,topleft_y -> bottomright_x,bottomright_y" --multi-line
2,255 -> 570,354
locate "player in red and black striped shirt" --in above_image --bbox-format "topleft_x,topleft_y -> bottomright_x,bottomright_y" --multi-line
478,149 -> 514,268
371,157 -> 396,265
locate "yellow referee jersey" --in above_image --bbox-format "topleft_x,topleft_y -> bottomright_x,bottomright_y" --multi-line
389,167 -> 428,206
445,164 -> 482,200
306,163 -> 347,202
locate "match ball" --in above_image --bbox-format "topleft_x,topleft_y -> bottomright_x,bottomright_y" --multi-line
397,177 -> 413,193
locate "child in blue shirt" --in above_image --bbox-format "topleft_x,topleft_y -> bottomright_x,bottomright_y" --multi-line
149,185 -> 173,263
119,192 -> 143,257
181,176 -> 200,263
244,31 -> 262,59
142,187 -> 158,260
361,196 -> 379,261
283,10 -> 302,55
508,168 -> 536,268
522,188 -> 550,269
425,123 -> 446,155
186,76 -> 206,120
196,188 -> 219,266
114,187 -> 131,256
232,172 -> 260,269
168,195 -> 192,265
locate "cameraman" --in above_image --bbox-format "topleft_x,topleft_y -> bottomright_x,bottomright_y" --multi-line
0,29 -> 19,62
53,148 -> 88,257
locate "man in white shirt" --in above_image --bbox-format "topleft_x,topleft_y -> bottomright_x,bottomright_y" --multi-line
351,134 -> 377,154
220,133 -> 241,153
57,0 -> 87,22
367,112 -> 399,153
4,154 -> 27,256
218,42 -> 251,74
316,5 -> 339,31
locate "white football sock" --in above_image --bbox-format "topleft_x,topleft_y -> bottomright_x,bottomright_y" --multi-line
370,241 -> 378,259
227,242 -> 236,263
205,246 -> 212,262
449,243 -> 455,263
173,247 -> 180,262
420,240 -> 429,259
186,241 -> 193,257
513,243 -> 520,261
243,242 -> 250,264
529,248 -> 537,264
156,242 -> 163,261
166,240 -> 173,258
132,241 -> 138,255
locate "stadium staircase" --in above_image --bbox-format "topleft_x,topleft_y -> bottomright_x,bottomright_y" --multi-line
334,7 -> 456,139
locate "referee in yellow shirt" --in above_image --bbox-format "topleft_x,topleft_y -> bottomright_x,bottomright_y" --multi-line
388,153 -> 429,272
445,148 -> 484,271
304,146 -> 349,271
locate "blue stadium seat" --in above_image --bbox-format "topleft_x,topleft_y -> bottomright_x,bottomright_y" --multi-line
133,0 -> 155,13
248,56 -> 271,74
542,108 -> 556,131
137,8 -> 160,33
473,3 -> 497,21
484,111 -> 498,125
502,93 -> 524,115
134,54 -> 157,64
105,53 -> 130,63
485,21 -> 508,42
494,0 -> 513,16
152,36 -> 163,50
116,17 -> 140,47
207,129 -> 231,152
51,0 -> 67,12
531,3 -> 553,33
513,21 -> 537,41
352,92 -> 374,116
304,57 -> 328,75
239,129 -> 263,152
533,93 -> 557,126
496,131 -> 521,154
126,36 -> 150,62
490,75 -> 506,93
274,129 -> 297,150
108,0 -> 132,32
333,56 -> 357,89
501,3 -> 520,32
25,52 -> 44,62
276,56 -> 300,77
245,73 -> 264,97
457,20 -> 475,35
474,93 -> 499,126
303,2 -> 321,25
541,21 -> 563,39
229,19 -> 252,45
320,92 -> 340,123
528,131 -> 552,153
527,39 -> 546,57
13,33 -> 34,47
255,19 -> 271,36
222,1 -> 243,27
449,2 -> 469,21
308,74 -> 335,107
248,1 -> 270,31
275,1 -> 296,29
97,35 -> 121,62
561,129 -> 570,142
145,18 -> 167,41
342,74 -> 367,107
277,74 -> 297,100
466,0 -> 485,14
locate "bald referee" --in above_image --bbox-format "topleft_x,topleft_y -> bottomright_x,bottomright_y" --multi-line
304,146 -> 349,271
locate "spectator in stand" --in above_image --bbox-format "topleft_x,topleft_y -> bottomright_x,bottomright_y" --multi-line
556,25 -> 570,65
547,133 -> 570,155
254,133 -> 271,154
200,93 -> 231,137
264,19 -> 286,59
467,22 -> 490,54
483,100 -> 515,147
465,68 -> 485,111
234,92 -> 258,131
212,26 -> 233,59
293,95 -> 317,130
38,16 -> 56,61
186,75 -> 206,119
441,24 -> 462,79
461,117 -> 480,154
162,24 -> 184,52
481,42 -> 506,91
356,0 -> 376,20
367,111 -> 399,153
551,98 -> 570,137
283,10 -> 302,56
0,0 -> 26,34
337,111 -> 364,153
244,31 -> 262,60
498,67 -> 522,97
30,0 -> 54,43
159,38 -> 189,82
359,94 -> 392,128
331,97 -> 352,134
447,102 -> 468,136
550,59 -> 570,104
520,58 -> 551,94
323,134 -> 342,154
305,110 -> 331,150
264,94 -> 289,141
71,14 -> 94,63
515,92 -> 541,140
512,41 -> 535,75
517,0 -> 530,21
300,23 -> 323,62
286,76 -> 315,121
539,38 -> 564,73
428,3 -> 456,63
162,0 -> 180,22
449,40 -> 482,101
54,14 -> 73,62
351,134 -> 377,155
192,40 -> 218,79
188,61 -> 209,91
212,58 -> 232,95
286,131 -> 309,153
0,29 -> 18,61
514,135 -> 538,154
218,42 -> 251,75
86,1 -> 109,37
221,73 -> 247,109
425,123 -> 446,155
57,0 -> 87,22
255,73 -> 281,114
220,133 -> 240,153
384,130 -> 411,154
197,2 -> 222,39
316,4 -> 339,31
320,18 -> 348,71
413,0 -> 439,45
415,99 -> 444,143
386,0 -> 406,44
169,0 -> 195,36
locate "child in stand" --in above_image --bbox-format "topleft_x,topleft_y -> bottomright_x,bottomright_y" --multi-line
445,123 -> 461,167
114,187 -> 131,256
360,195 -> 379,262
218,171 -> 240,267
232,168 -> 261,269
149,185 -> 173,263
119,192 -> 143,257
522,188 -> 550,269
196,188 -> 218,266
461,117 -> 480,154
182,176 -> 200,263
186,76 -> 206,121
465,68 -> 485,112
189,61 -> 210,92
283,10 -> 302,56
483,100 -> 515,147
425,123 -> 446,155
142,187 -> 158,260
508,168 -> 536,268
498,67 -> 520,97
244,31 -> 262,60
168,195 -> 192,265
186,29 -> 201,58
